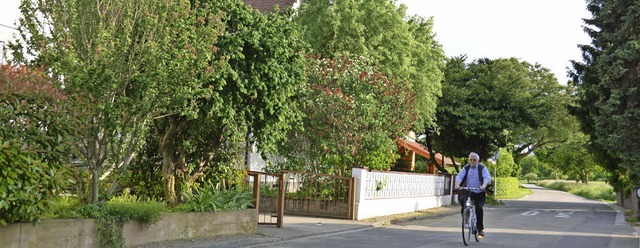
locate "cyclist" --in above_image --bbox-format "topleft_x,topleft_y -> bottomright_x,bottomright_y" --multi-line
454,152 -> 491,237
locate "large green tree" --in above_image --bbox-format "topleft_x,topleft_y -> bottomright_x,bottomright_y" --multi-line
273,55 -> 416,176
296,0 -> 445,131
432,57 -> 566,171
510,66 -> 578,163
150,0 -> 308,205
9,0 -> 200,203
570,0 -> 640,191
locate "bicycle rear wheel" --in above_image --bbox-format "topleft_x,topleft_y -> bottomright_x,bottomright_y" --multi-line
462,208 -> 471,246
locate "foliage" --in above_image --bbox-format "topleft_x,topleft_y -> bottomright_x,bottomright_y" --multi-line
493,148 -> 519,177
104,190 -> 165,224
519,155 -> 554,179
375,178 -> 388,191
536,180 -> 615,202
39,191 -> 165,248
120,130 -> 164,200
433,57 -> 569,170
493,185 -> 532,200
509,67 -> 577,163
296,0 -> 446,131
0,65 -> 78,225
523,173 -> 538,183
176,183 -> 253,212
9,0 -> 205,203
535,132 -> 604,184
0,143 -> 66,225
493,177 -> 520,197
413,156 -> 429,173
150,0 -> 308,205
274,56 -> 416,175
569,0 -> 640,192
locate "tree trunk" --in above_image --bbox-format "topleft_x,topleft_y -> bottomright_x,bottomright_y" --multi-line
423,129 -> 448,173
89,166 -> 101,203
158,117 -> 182,206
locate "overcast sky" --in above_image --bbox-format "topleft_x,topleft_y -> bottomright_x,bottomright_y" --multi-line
397,0 -> 593,84
1,0 -> 592,83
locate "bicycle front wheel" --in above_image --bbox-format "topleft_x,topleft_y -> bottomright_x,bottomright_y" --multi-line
462,208 -> 472,246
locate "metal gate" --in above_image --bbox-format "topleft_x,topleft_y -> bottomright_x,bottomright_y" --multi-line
247,171 -> 284,227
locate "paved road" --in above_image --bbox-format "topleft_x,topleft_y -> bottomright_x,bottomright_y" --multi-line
249,184 -> 639,248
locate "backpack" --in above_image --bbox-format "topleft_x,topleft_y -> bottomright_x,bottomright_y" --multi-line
460,164 -> 494,195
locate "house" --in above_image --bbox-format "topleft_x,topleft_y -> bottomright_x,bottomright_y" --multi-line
395,134 -> 455,174
243,0 -> 297,13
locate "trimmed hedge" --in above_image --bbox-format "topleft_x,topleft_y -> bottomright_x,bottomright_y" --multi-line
494,177 -> 519,197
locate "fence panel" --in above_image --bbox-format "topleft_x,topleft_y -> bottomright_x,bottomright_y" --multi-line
364,171 -> 451,199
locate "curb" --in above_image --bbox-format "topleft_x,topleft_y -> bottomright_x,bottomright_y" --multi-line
606,202 -> 631,227
195,237 -> 282,248
201,224 -> 376,248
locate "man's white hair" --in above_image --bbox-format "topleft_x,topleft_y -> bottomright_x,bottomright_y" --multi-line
469,152 -> 480,160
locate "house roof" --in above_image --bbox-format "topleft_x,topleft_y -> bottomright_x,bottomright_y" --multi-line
243,0 -> 296,13
397,138 -> 455,166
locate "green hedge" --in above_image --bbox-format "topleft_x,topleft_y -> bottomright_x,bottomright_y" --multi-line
494,177 -> 519,197
0,142 -> 66,225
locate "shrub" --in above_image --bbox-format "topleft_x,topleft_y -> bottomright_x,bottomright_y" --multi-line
523,172 -> 538,183
493,177 -> 520,197
105,190 -> 165,224
0,65 -> 81,225
0,143 -> 68,225
177,183 -> 253,212
536,180 -> 615,201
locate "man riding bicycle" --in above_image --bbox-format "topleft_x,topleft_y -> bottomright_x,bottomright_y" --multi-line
454,152 -> 491,237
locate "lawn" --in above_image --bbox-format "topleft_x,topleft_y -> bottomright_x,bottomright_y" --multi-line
534,180 -> 615,202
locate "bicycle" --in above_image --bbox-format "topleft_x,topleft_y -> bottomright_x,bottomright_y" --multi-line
459,186 -> 482,246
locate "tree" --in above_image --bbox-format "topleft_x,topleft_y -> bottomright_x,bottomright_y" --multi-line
492,148 -> 519,178
432,57 -> 552,170
510,67 -> 578,163
150,0 -> 308,205
519,155 -> 553,179
9,0 -> 225,203
570,0 -> 640,191
296,0 -> 445,131
536,132 -> 603,184
274,55 -> 417,176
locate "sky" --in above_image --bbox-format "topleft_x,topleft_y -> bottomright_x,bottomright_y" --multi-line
1,0 -> 592,83
0,0 -> 20,63
397,0 -> 593,84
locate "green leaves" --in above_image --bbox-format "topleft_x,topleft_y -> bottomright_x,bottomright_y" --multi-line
435,57 -> 569,161
0,141 -> 65,224
177,183 -> 253,212
296,0 -> 445,130
275,56 -> 416,175
571,0 -> 640,190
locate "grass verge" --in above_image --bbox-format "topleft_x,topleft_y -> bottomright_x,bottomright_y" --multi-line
534,180 -> 615,202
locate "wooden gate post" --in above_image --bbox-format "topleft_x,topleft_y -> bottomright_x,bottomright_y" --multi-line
277,172 -> 285,227
253,173 -> 261,212
349,176 -> 356,220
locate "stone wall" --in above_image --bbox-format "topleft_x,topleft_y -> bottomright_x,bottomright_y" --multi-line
0,209 -> 257,248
